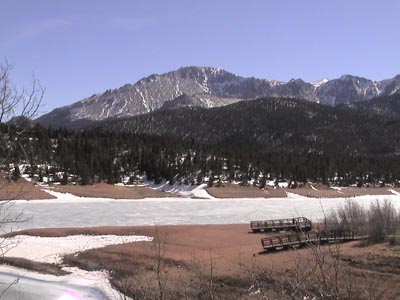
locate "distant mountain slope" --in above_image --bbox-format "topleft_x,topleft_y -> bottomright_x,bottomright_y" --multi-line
159,93 -> 240,110
96,97 -> 400,156
159,94 -> 206,110
339,94 -> 400,119
35,67 -> 400,128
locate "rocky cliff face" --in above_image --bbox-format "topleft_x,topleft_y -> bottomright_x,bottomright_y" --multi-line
35,66 -> 400,127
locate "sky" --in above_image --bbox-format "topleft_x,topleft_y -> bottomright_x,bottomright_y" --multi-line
1,0 -> 399,115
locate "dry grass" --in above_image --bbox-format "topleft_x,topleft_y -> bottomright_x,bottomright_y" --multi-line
0,256 -> 69,276
291,184 -> 394,198
207,183 -> 395,199
51,183 -> 174,199
207,184 -> 286,198
0,178 -> 55,200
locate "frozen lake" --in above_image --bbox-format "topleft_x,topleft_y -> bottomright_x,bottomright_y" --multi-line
5,191 -> 400,232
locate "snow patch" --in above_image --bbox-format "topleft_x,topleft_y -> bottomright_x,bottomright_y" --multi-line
277,182 -> 289,188
312,78 -> 329,89
146,182 -> 215,199
389,189 -> 400,196
309,184 -> 318,191
136,87 -> 150,112
198,95 -> 213,108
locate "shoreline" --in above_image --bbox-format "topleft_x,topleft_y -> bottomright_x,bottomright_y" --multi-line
8,187 -> 400,204
3,178 -> 400,202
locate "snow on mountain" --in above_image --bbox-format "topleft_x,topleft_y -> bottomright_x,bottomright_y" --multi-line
316,75 -> 399,106
312,78 -> 329,89
35,67 -> 400,128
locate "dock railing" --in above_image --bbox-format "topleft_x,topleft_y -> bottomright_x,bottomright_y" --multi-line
250,217 -> 312,233
260,230 -> 360,252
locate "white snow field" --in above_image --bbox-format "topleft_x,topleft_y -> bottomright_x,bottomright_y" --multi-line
4,189 -> 400,232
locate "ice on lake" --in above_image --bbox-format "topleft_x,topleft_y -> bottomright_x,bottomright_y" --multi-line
5,191 -> 400,232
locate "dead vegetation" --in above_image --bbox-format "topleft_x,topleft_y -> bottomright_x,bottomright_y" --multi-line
206,183 -> 397,199
51,183 -> 174,199
324,199 -> 400,244
206,184 -> 286,198
0,178 -> 55,201
0,256 -> 69,276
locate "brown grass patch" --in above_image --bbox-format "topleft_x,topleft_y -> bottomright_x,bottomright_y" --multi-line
51,183 -> 174,199
207,183 -> 395,199
207,184 -> 286,198
0,179 -> 55,200
289,184 -> 394,198
0,256 -> 69,276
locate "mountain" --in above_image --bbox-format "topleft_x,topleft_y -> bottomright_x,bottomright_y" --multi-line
35,67 -> 400,128
7,116 -> 33,128
316,75 -> 400,106
159,93 -> 240,110
97,97 -> 400,156
159,94 -> 206,110
339,94 -> 400,119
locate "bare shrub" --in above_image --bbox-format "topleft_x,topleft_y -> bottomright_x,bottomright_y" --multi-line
367,200 -> 399,243
323,209 -> 340,231
336,200 -> 368,234
151,225 -> 170,300
325,199 -> 399,244
249,243 -> 377,300
190,252 -> 221,300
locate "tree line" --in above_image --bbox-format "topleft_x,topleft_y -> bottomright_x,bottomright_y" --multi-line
1,121 -> 400,187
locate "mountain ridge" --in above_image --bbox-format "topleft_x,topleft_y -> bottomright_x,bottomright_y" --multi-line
35,66 -> 400,128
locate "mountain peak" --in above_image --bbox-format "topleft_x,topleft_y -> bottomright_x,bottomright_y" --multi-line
176,66 -> 227,75
338,74 -> 369,82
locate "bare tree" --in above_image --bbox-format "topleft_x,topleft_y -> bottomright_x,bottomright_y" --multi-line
0,59 -> 43,187
0,59 -> 43,298
0,59 -> 43,240
0,60 -> 44,124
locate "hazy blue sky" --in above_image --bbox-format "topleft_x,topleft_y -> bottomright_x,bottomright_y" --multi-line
1,0 -> 399,114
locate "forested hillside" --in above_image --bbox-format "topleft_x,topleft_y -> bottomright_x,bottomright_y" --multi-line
2,96 -> 400,187
98,97 -> 400,155
339,94 -> 400,119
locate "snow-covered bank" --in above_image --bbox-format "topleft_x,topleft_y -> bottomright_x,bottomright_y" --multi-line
116,181 -> 215,198
144,182 -> 215,198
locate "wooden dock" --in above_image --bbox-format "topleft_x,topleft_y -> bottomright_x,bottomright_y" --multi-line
250,217 -> 312,233
260,230 -> 364,252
